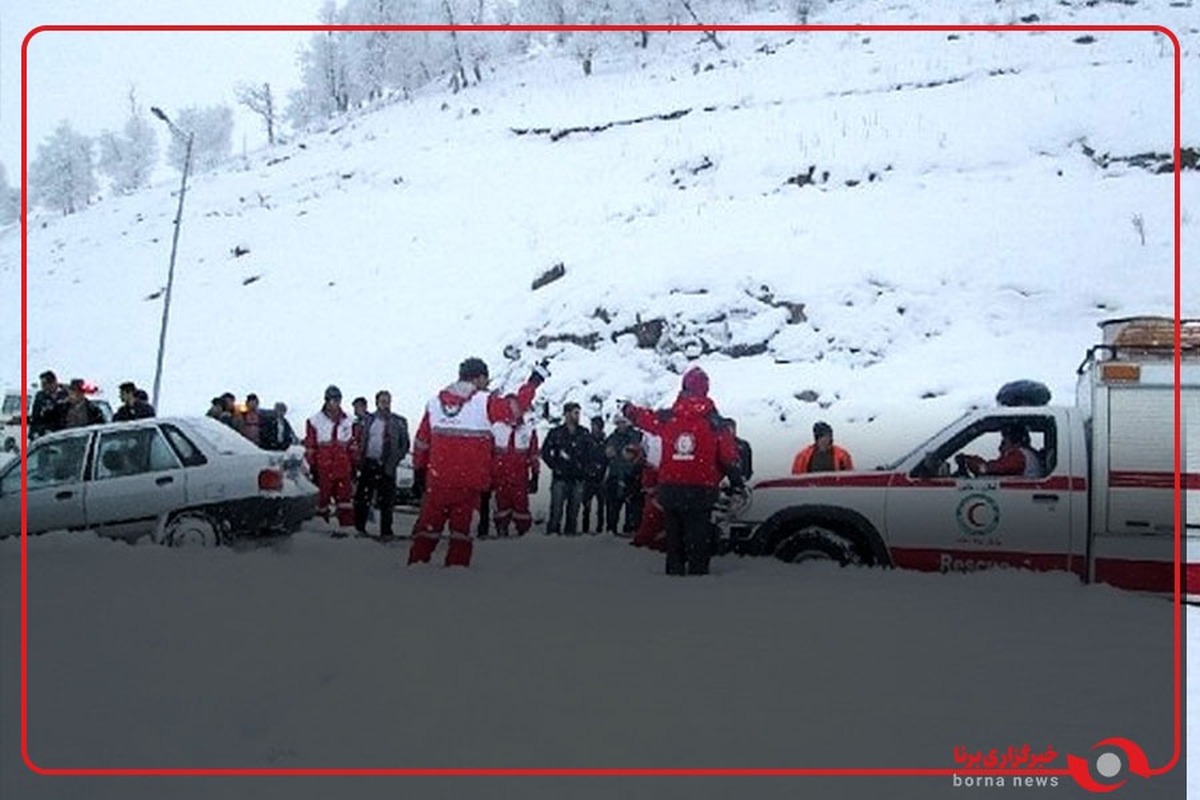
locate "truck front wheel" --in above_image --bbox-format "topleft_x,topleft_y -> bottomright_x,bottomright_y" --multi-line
773,524 -> 860,566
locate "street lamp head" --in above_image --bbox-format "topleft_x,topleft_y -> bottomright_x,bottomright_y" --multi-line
150,106 -> 169,123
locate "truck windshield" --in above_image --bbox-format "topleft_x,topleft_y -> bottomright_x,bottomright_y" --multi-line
877,411 -> 975,471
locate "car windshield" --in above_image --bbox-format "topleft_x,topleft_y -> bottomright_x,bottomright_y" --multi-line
185,417 -> 262,455
2,393 -> 22,416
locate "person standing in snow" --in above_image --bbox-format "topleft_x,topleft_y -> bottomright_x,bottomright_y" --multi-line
260,401 -> 298,451
489,412 -> 540,536
353,390 -> 410,540
540,401 -> 593,536
622,366 -> 744,576
305,385 -> 358,533
408,358 -> 546,567
791,421 -> 853,474
727,418 -> 753,482
630,432 -> 668,552
113,381 -> 155,421
603,414 -> 643,535
580,415 -> 608,534
30,370 -> 67,439
240,393 -> 264,446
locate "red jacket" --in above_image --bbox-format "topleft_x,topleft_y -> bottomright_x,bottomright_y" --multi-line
623,395 -> 738,489
412,379 -> 538,491
304,407 -> 358,472
492,420 -> 540,484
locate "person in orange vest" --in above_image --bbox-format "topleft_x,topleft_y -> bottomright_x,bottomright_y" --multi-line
305,385 -> 359,532
408,358 -> 547,567
791,421 -> 854,474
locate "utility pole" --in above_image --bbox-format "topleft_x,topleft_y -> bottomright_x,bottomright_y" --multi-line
149,107 -> 194,411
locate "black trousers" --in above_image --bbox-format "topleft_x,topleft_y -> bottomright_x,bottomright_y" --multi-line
581,479 -> 605,532
354,458 -> 396,537
656,484 -> 719,576
604,475 -> 644,533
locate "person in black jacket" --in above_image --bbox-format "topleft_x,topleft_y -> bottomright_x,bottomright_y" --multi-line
580,415 -> 608,533
604,414 -> 644,535
259,401 -> 298,451
353,390 -> 410,540
728,418 -> 753,482
113,381 -> 156,421
540,402 -> 594,535
30,370 -> 67,440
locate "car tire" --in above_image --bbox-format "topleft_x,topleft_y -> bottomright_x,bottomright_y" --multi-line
162,512 -> 224,548
773,523 -> 859,566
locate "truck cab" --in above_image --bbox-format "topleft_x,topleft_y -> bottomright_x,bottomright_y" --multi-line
728,316 -> 1198,598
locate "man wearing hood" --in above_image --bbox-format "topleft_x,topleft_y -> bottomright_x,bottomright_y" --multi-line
408,357 -> 547,567
622,366 -> 743,576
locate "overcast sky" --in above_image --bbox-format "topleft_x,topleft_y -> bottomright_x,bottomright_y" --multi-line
1,1 -> 328,181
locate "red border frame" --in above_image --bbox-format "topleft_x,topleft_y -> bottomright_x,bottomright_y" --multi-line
18,21 -> 1183,784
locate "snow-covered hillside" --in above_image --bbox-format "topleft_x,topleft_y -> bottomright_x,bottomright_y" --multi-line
0,1 -> 1196,798
2,0 -> 1194,477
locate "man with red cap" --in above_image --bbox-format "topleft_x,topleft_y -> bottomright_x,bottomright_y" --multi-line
409,357 -> 547,567
622,366 -> 743,576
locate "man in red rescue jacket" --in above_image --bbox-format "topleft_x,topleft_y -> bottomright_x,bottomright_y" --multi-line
305,385 -> 359,532
408,357 -> 547,567
622,366 -> 744,576
490,414 -> 540,536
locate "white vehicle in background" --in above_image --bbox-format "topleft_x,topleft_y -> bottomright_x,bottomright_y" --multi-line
0,416 -> 317,546
724,316 -> 1199,600
2,383 -> 114,453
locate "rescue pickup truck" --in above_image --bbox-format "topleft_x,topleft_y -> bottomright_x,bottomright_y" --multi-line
725,316 -> 1198,600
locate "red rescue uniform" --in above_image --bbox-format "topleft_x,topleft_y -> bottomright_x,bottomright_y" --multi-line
490,419 -> 539,536
409,379 -> 538,566
305,407 -> 358,528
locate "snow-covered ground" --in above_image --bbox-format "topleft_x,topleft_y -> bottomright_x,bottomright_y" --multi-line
1,0 -> 1195,797
0,530 -> 1188,798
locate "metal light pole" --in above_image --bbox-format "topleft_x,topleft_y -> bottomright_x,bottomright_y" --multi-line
149,107 -> 194,411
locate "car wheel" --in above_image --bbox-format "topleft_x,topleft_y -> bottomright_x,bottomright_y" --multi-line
163,512 -> 223,548
773,524 -> 859,566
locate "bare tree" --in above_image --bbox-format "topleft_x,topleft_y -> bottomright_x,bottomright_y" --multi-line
236,82 -> 277,146
442,0 -> 470,92
677,0 -> 725,51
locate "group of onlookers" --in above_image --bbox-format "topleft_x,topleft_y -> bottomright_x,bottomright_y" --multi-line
29,361 -> 860,577
28,370 -> 144,441
204,392 -> 298,452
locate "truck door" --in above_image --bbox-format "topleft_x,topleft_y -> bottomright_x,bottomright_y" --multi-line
886,412 -> 1076,574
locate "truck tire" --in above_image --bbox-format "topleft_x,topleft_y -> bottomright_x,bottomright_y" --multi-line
773,523 -> 860,566
162,512 -> 224,548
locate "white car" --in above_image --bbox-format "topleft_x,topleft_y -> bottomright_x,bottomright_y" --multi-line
0,416 -> 317,545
